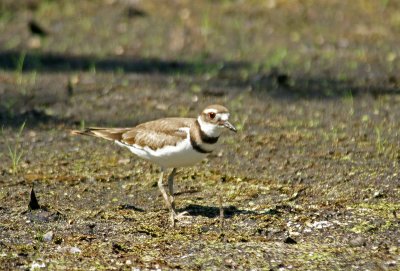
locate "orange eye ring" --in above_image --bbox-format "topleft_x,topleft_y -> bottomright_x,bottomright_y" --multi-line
208,112 -> 216,119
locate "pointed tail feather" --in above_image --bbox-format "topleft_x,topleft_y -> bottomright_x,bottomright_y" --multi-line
71,127 -> 128,141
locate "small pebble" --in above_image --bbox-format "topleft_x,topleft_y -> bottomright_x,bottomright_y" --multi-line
57,246 -> 82,254
349,236 -> 366,247
69,247 -> 82,254
43,231 -> 53,242
30,261 -> 45,270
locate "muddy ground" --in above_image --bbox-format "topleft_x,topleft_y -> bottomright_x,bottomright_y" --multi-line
0,0 -> 400,270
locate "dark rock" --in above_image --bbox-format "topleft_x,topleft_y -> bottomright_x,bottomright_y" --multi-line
126,7 -> 147,18
284,236 -> 297,244
112,243 -> 130,253
28,188 -> 40,210
28,20 -> 48,36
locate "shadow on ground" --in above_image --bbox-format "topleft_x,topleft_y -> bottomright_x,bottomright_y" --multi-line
240,68 -> 400,99
2,49 -> 399,98
0,107 -> 70,128
182,204 -> 257,218
1,50 -> 400,128
0,50 -> 247,74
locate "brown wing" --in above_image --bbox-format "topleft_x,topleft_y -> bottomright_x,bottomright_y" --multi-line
121,118 -> 194,150
71,118 -> 195,151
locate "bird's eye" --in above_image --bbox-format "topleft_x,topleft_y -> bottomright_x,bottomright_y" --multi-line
208,112 -> 216,119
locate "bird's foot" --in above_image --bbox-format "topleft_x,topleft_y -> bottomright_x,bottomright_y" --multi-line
170,211 -> 192,226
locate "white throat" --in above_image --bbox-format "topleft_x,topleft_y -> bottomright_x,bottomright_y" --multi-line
197,116 -> 222,138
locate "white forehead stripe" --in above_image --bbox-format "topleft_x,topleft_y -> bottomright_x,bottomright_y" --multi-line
203,109 -> 218,114
219,113 -> 230,121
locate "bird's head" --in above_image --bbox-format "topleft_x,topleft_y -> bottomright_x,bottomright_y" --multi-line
198,104 -> 237,137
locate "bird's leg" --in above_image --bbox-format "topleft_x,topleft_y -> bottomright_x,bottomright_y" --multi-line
167,168 -> 177,213
158,168 -> 180,226
167,168 -> 178,226
167,168 -> 190,225
157,168 -> 174,212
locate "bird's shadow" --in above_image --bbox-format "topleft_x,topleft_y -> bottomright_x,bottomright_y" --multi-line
118,204 -> 145,212
179,204 -> 257,219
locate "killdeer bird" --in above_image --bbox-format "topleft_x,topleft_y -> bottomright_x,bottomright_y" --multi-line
71,104 -> 237,226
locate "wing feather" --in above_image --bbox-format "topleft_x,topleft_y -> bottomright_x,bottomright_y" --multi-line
121,118 -> 194,150
72,118 -> 195,150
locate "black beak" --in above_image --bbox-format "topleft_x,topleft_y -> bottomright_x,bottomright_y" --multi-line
223,120 -> 237,133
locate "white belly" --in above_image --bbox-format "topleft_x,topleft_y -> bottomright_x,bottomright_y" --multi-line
116,137 -> 209,168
